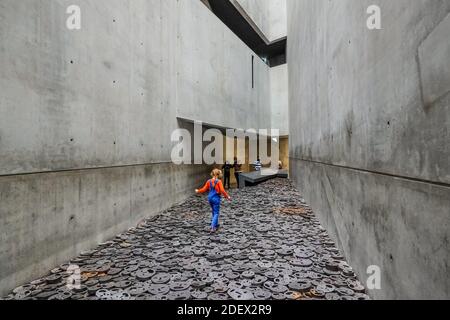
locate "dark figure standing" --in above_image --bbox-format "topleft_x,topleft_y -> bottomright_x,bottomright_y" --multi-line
233,157 -> 243,189
222,161 -> 232,189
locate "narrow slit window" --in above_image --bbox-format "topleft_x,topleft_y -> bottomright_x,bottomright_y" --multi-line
252,55 -> 254,89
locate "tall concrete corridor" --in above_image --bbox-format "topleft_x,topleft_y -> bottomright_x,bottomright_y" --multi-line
0,0 -> 449,300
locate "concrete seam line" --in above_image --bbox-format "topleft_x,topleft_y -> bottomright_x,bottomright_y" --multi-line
290,157 -> 450,189
0,161 -> 185,178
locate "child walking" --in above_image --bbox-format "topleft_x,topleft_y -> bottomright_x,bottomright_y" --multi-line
196,169 -> 231,233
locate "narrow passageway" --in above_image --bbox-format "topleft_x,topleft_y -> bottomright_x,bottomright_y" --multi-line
5,179 -> 369,301
0,0 -> 448,302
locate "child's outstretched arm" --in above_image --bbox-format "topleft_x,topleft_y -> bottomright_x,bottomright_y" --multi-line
195,181 -> 210,194
218,180 -> 231,200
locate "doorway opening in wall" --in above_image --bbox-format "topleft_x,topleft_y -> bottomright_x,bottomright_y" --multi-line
279,136 -> 289,173
220,133 -> 290,187
175,118 -> 290,184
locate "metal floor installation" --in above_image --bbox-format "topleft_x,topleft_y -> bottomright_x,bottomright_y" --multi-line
4,179 -> 370,300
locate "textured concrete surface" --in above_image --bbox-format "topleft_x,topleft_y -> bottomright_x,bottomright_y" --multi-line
287,0 -> 450,299
234,0 -> 287,42
1,0 -> 176,175
0,0 -> 274,176
419,13 -> 450,106
175,0 -> 272,131
271,64 -> 289,136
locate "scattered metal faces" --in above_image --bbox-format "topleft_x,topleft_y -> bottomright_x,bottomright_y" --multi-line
3,179 -> 369,301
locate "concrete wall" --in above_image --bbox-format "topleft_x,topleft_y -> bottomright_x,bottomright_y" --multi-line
270,64 -> 289,136
0,0 -> 272,176
1,0 -> 177,175
176,0 -> 272,131
266,0 -> 287,41
234,0 -> 287,42
0,0 -> 272,295
287,0 -> 450,299
0,163 -> 206,296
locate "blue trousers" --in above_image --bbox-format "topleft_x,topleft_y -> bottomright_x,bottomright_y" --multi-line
209,197 -> 221,229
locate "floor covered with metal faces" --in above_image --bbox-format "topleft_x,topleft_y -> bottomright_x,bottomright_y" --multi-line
5,179 -> 370,300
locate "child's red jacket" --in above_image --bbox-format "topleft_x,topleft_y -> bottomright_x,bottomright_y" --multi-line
197,179 -> 230,199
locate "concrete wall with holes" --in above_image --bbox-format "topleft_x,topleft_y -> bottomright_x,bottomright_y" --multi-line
0,0 -> 273,295
0,0 -> 272,176
234,0 -> 287,42
287,0 -> 450,299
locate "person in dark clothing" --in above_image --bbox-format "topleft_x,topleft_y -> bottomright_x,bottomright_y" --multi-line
233,157 -> 243,189
222,161 -> 232,189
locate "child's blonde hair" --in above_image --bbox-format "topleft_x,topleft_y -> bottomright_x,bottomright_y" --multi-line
211,169 -> 223,179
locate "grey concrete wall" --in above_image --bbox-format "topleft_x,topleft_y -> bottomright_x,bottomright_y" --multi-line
234,0 -> 287,42
270,64 -> 289,136
0,0 -> 177,175
176,0 -> 272,131
0,0 -> 273,295
287,0 -> 450,299
0,163 -> 207,296
0,0 -> 272,176
266,0 -> 287,41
